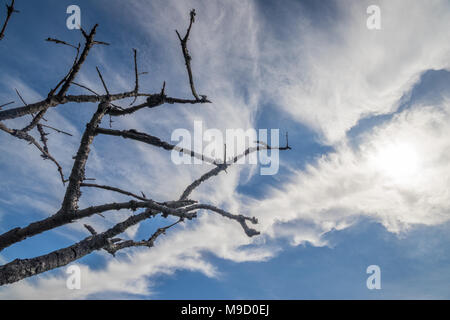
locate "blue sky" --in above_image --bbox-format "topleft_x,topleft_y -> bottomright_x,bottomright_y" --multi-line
0,0 -> 450,299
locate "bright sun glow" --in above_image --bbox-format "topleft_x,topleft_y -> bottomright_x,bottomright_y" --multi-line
372,142 -> 421,183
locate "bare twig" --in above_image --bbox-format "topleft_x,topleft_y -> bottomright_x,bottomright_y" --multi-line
96,66 -> 110,96
21,110 -> 46,132
83,224 -> 97,235
57,24 -> 100,97
47,42 -> 81,97
80,183 -> 148,201
179,138 -> 291,201
130,48 -> 139,105
0,101 -> 13,109
72,82 -> 100,96
36,123 -> 49,158
107,93 -> 210,116
104,218 -> 183,256
0,0 -> 18,41
40,124 -> 72,136
176,9 -> 204,101
45,37 -> 79,49
95,127 -> 217,165
0,122 -> 65,184
14,88 -> 26,105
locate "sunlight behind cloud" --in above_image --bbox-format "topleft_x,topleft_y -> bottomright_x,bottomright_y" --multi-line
371,141 -> 421,185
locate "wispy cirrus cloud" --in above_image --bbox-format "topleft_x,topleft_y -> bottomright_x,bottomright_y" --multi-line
259,0 -> 450,144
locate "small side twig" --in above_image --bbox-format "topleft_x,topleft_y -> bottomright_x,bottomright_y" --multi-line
130,48 -> 139,106
96,66 -> 110,96
104,218 -> 184,256
0,122 -> 66,184
45,37 -> 79,50
80,183 -> 148,201
40,124 -> 72,136
0,101 -> 14,109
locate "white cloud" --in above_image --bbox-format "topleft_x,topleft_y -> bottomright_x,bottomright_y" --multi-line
259,0 -> 450,144
250,98 -> 450,244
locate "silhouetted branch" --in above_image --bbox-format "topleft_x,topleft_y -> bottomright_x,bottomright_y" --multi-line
0,122 -> 65,184
36,123 -> 49,158
0,209 -> 159,285
45,37 -> 79,49
0,198 -> 197,253
0,101 -> 14,109
130,48 -> 139,105
107,92 -> 210,116
80,183 -> 148,201
176,9 -> 204,101
180,139 -> 291,200
40,124 -> 72,136
95,66 -> 110,96
0,196 -> 261,285
60,102 -> 110,214
0,0 -> 18,41
103,218 -> 183,256
95,127 -> 217,165
0,8 -> 289,286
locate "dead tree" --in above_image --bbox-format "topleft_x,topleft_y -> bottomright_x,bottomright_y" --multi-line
0,9 -> 290,286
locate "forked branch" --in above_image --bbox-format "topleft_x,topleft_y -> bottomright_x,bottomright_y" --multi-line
176,9 -> 205,101
0,0 -> 18,41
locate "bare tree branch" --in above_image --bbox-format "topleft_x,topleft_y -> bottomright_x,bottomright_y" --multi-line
0,209 -> 159,285
0,8 -> 291,286
36,123 -> 49,158
103,217 -> 183,256
80,183 -> 149,201
180,139 -> 291,201
176,9 -> 205,101
0,198 -> 195,252
0,90 -> 210,122
40,124 -> 72,136
0,196 -> 261,286
0,101 -> 14,109
0,0 -> 18,41
95,66 -> 110,96
0,122 -> 65,184
130,48 -> 140,106
57,25 -> 100,97
95,127 -> 217,165
45,37 -> 79,49
60,101 -> 110,214
106,92 -> 210,116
